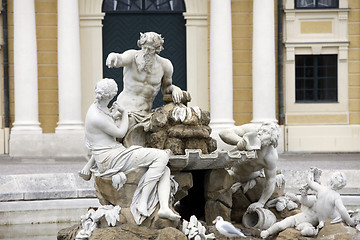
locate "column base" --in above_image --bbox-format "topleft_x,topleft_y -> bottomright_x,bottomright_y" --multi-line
209,119 -> 235,151
251,118 -> 278,124
55,121 -> 84,133
11,121 -> 42,134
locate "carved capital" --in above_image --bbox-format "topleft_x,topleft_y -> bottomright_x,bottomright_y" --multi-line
79,0 -> 104,17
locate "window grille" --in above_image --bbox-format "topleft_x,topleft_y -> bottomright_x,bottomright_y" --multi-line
295,55 -> 338,102
295,0 -> 338,9
102,0 -> 185,12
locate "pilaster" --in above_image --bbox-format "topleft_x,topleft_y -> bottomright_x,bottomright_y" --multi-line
79,0 -> 105,120
183,0 -> 209,111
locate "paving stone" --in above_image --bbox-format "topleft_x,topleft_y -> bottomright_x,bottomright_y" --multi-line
15,173 -> 78,200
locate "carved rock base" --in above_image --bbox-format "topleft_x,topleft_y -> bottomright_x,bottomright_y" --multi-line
58,224 -> 187,240
204,169 -> 233,224
94,168 -> 193,229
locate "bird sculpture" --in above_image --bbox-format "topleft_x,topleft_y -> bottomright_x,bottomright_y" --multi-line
213,216 -> 246,239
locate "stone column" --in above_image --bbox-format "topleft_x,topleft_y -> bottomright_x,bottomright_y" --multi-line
209,0 -> 235,150
79,0 -> 105,120
252,0 -> 277,123
56,0 -> 84,132
11,0 -> 41,134
54,0 -> 86,156
10,0 -> 43,156
183,0 -> 209,111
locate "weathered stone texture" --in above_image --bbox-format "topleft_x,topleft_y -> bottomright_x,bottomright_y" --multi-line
317,220 -> 358,240
90,224 -> 186,240
165,138 -> 184,155
205,200 -> 231,225
93,168 -> 192,229
146,130 -> 167,149
94,168 -> 147,207
172,171 -> 193,203
146,103 -> 216,155
204,169 -> 233,224
57,224 -> 81,240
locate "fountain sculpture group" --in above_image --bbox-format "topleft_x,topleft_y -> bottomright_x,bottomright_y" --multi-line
59,32 -> 359,240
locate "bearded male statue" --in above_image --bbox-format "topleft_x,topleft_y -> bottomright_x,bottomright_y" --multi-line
219,122 -> 281,213
105,32 -> 190,147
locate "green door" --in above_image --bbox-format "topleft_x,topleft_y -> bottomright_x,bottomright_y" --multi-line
102,0 -> 187,108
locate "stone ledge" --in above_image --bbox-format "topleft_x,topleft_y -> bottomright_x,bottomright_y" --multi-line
0,173 -> 96,202
168,149 -> 249,170
0,198 -> 101,225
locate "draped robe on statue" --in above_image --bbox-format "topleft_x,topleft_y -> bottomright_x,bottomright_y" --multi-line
87,141 -> 177,225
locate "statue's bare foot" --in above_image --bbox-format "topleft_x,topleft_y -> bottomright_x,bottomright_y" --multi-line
137,203 -> 149,217
78,169 -> 91,181
158,208 -> 181,221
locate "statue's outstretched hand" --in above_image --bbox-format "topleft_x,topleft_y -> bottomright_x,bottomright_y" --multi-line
106,52 -> 118,68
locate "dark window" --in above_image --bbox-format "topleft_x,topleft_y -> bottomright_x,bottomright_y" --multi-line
295,0 -> 338,9
295,55 -> 337,103
102,0 -> 185,12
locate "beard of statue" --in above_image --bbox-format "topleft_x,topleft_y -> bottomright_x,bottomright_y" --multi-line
135,51 -> 153,73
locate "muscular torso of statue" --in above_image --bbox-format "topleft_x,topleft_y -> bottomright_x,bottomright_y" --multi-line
116,50 -> 171,113
232,145 -> 278,182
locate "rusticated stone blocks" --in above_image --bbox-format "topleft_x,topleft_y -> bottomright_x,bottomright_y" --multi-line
203,169 -> 233,224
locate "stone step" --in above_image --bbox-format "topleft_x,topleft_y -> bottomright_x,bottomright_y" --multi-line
0,173 -> 95,202
0,198 -> 100,225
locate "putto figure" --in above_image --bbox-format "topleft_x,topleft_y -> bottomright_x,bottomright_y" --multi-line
106,32 -> 189,146
260,168 -> 355,238
81,78 -> 180,225
219,122 -> 280,212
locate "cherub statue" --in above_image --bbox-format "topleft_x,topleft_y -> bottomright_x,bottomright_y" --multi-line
260,167 -> 355,238
219,122 -> 280,212
80,78 -> 180,225
260,184 -> 319,238
308,168 -> 354,228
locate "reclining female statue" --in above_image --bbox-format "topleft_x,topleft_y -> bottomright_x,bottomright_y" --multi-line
80,78 -> 180,225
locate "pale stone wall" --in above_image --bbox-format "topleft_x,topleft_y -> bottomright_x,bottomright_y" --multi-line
348,0 -> 360,124
8,0 -> 58,133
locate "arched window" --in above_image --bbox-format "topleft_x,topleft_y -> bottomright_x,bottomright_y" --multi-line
102,0 -> 185,12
